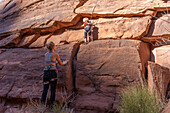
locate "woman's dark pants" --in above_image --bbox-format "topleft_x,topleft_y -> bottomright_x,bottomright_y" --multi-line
41,70 -> 57,107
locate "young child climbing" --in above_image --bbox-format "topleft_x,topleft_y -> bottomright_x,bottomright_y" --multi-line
41,41 -> 68,108
83,17 -> 95,45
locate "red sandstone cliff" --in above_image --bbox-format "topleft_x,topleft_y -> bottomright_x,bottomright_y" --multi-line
0,0 -> 170,113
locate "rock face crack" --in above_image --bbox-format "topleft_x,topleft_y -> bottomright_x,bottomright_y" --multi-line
25,0 -> 45,9
0,66 -> 4,71
6,80 -> 15,99
2,0 -> 15,14
98,62 -> 106,70
0,1 -> 170,48
73,0 -> 88,14
113,4 -> 130,14
67,43 -> 80,92
3,0 -> 13,10
2,0 -> 45,20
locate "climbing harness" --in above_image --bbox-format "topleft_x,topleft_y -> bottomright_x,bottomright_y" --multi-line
44,65 -> 56,70
43,78 -> 57,85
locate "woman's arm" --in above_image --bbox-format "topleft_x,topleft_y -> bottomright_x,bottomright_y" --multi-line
55,53 -> 67,66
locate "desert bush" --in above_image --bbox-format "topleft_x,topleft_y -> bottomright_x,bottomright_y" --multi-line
119,85 -> 164,113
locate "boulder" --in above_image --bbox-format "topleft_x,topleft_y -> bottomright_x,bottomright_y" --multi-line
148,61 -> 170,98
71,40 -> 151,112
148,14 -> 170,36
152,45 -> 170,68
77,39 -> 150,79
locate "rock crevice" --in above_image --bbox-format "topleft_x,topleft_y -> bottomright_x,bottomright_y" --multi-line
0,0 -> 170,48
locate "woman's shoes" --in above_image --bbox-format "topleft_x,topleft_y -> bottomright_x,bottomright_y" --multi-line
83,42 -> 87,45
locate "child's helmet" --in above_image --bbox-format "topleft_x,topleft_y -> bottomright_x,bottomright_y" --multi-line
83,17 -> 89,22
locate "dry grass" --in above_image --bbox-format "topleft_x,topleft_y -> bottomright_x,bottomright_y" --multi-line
119,85 -> 164,113
24,88 -> 76,113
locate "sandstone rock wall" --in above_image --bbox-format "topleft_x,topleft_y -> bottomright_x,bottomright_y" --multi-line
0,39 -> 152,112
0,0 -> 170,113
71,40 -> 150,112
152,45 -> 170,68
0,43 -> 80,112
0,0 -> 170,48
148,61 -> 170,98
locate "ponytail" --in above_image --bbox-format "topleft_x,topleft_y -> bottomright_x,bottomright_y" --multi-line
45,42 -> 55,52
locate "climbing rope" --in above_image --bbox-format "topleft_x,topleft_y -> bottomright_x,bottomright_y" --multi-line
91,0 -> 98,19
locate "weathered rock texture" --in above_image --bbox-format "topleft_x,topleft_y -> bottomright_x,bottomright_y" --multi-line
91,16 -> 152,39
0,0 -> 170,112
75,0 -> 168,14
0,0 -> 81,48
0,39 -> 152,113
152,45 -> 170,68
71,40 -> 151,112
148,61 -> 170,98
0,43 -> 79,112
149,14 -> 170,36
0,0 -> 170,48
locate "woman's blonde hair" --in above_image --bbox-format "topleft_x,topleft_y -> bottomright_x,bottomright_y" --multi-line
45,42 -> 55,52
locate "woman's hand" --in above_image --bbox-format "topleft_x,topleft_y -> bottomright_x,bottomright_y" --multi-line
56,54 -> 68,66
63,60 -> 69,65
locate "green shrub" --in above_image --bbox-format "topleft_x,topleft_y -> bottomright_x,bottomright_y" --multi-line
119,85 -> 164,113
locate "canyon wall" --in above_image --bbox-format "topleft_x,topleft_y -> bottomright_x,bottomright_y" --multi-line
0,0 -> 170,113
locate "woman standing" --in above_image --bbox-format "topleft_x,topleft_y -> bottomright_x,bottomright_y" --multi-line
41,42 -> 68,108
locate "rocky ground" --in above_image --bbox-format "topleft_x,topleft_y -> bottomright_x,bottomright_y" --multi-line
0,0 -> 170,113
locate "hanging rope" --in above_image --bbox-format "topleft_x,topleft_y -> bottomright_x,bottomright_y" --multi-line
91,0 -> 98,19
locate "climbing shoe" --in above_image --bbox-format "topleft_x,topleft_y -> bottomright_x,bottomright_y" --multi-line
83,42 -> 87,45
